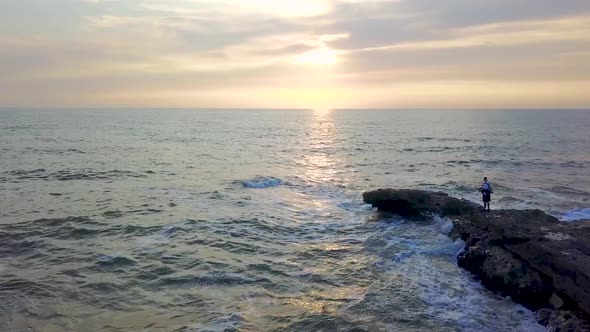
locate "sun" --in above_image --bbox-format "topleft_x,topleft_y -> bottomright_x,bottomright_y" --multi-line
296,48 -> 340,65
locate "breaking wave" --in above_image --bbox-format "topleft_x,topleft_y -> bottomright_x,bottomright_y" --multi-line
560,208 -> 590,222
241,177 -> 281,188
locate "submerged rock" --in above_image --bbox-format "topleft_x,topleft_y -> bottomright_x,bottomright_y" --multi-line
363,188 -> 590,331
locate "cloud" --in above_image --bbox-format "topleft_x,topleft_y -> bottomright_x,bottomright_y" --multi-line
142,0 -> 332,18
350,15 -> 590,53
80,0 -> 120,3
1,0 -> 590,107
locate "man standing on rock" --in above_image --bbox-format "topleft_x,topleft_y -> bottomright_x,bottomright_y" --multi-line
480,177 -> 494,211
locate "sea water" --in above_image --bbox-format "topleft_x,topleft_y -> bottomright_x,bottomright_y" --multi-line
1,109 -> 588,331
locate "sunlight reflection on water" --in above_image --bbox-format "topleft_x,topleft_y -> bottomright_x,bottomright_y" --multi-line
1,109 -> 587,331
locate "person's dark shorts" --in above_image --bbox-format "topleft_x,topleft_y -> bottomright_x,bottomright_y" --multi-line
482,193 -> 491,202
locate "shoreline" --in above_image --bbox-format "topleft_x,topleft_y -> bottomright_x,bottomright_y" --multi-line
363,188 -> 590,331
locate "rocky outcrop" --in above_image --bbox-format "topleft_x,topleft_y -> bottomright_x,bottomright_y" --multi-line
363,189 -> 590,331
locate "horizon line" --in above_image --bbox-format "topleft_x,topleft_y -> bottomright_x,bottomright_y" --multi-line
1,107 -> 590,111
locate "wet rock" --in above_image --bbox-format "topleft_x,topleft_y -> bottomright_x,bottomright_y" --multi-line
550,293 -> 565,309
362,189 -> 479,218
363,188 -> 590,330
457,241 -> 553,310
537,308 -> 590,332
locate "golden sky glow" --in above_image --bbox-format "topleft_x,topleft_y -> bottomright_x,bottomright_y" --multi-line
1,0 -> 589,108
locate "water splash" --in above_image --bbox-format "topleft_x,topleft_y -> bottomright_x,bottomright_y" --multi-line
241,177 -> 282,188
560,208 -> 590,222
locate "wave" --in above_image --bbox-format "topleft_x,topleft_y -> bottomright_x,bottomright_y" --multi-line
0,279 -> 58,298
438,138 -> 472,143
559,208 -> 590,222
498,196 -> 526,204
0,217 -> 113,251
1,125 -> 33,131
23,147 -> 86,155
337,201 -> 373,212
445,160 -> 471,165
550,186 -> 589,196
438,180 -> 479,194
3,168 -> 149,182
560,161 -> 586,168
102,208 -> 163,219
415,137 -> 470,144
409,146 -> 463,153
241,177 -> 281,188
156,274 -> 270,288
433,215 -> 454,235
133,220 -> 200,254
96,254 -> 137,267
425,146 -> 461,152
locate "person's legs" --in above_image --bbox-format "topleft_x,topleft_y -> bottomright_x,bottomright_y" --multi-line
483,195 -> 491,211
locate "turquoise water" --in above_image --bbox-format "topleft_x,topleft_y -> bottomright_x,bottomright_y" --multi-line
1,109 -> 589,331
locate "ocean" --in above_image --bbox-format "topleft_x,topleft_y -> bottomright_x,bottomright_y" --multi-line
1,109 -> 589,331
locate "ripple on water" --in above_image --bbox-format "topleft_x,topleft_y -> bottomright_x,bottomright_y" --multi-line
96,254 -> 138,267
3,168 -> 149,182
0,109 -> 587,331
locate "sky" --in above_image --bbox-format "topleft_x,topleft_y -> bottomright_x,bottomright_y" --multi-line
1,0 -> 589,109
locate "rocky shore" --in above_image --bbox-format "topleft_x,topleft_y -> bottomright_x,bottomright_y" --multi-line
363,189 -> 590,331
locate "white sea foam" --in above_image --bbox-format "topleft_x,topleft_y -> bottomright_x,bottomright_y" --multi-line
453,238 -> 466,256
433,215 -> 454,235
97,253 -> 123,263
560,208 -> 590,222
241,177 -> 281,188
337,201 -> 373,212
370,219 -> 544,331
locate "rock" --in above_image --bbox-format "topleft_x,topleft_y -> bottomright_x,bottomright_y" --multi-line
537,308 -> 590,332
550,293 -> 565,309
363,188 -> 590,329
458,241 -> 553,310
362,189 -> 480,218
